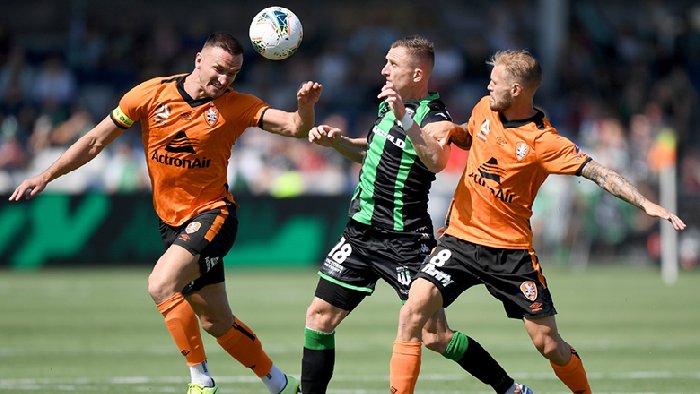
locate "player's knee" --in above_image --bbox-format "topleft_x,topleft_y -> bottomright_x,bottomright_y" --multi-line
199,314 -> 233,337
305,302 -> 345,332
398,301 -> 425,330
147,273 -> 172,303
422,333 -> 449,353
531,332 -> 564,360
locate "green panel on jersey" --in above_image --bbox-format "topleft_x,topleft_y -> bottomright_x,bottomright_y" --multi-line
390,100 -> 431,231
351,115 -> 395,225
391,139 -> 416,232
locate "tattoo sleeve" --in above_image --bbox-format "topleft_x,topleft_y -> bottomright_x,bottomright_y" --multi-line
580,160 -> 648,209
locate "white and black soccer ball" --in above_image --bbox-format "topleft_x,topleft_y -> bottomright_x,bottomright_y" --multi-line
249,6 -> 303,60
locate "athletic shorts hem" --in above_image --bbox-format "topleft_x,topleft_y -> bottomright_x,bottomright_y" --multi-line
317,272 -> 374,293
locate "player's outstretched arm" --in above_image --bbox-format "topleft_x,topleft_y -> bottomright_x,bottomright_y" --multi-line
580,159 -> 686,230
261,81 -> 323,138
8,116 -> 123,201
308,124 -> 367,163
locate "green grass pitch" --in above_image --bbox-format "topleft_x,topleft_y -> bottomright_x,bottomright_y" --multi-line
0,265 -> 698,393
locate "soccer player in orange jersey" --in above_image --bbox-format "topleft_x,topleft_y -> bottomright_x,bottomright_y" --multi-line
302,36 -> 531,394
9,32 -> 322,394
389,50 -> 686,394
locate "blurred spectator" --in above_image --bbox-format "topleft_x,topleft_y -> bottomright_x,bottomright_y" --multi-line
32,55 -> 76,106
0,0 -> 697,266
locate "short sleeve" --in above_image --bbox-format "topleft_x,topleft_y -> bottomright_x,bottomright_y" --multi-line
535,131 -> 591,175
111,82 -> 152,129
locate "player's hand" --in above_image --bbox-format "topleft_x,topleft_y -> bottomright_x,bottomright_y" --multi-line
8,174 -> 49,201
642,201 -> 687,231
445,124 -> 472,150
297,81 -> 323,107
377,82 -> 406,120
422,121 -> 453,146
308,124 -> 342,147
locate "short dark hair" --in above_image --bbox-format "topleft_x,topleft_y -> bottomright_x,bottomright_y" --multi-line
391,35 -> 434,67
203,32 -> 244,56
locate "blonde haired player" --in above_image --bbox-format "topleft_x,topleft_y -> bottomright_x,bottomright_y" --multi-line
390,50 -> 685,393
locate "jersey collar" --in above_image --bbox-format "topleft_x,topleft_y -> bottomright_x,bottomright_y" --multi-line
498,108 -> 546,129
176,75 -> 230,108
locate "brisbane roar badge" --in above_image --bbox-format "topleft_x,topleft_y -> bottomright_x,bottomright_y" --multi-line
186,222 -> 201,234
205,102 -> 219,127
515,141 -> 530,161
520,281 -> 538,301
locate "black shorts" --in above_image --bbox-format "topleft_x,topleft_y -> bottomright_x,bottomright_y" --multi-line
315,220 -> 436,311
414,234 -> 557,319
159,203 -> 238,295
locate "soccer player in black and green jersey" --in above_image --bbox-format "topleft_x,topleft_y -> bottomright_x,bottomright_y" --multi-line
301,36 -> 533,394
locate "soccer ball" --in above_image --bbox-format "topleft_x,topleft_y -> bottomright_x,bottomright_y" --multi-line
249,6 -> 303,60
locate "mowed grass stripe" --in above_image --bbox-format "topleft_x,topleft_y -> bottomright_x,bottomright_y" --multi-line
0,266 -> 698,393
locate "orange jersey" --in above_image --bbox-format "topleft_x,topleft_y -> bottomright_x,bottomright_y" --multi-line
111,74 -> 268,226
444,96 -> 591,248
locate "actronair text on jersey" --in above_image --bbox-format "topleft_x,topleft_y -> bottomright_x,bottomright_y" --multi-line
150,150 -> 211,169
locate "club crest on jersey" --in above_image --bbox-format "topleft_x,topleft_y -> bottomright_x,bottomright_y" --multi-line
515,141 -> 530,161
205,103 -> 219,127
520,281 -> 538,301
185,222 -> 201,234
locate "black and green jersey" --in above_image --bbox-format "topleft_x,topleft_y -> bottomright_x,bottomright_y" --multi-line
348,92 -> 451,233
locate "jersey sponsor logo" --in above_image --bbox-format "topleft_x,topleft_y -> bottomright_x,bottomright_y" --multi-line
520,281 -> 538,301
151,150 -> 211,169
165,131 -> 196,154
185,222 -> 201,234
372,125 -> 406,148
477,157 -> 505,184
515,141 -> 530,161
205,103 -> 219,127
468,157 -> 516,204
151,131 -> 211,169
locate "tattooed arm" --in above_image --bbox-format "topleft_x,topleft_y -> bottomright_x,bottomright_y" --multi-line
580,160 -> 686,231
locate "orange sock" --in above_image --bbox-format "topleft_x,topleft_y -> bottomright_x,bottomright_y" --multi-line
390,341 -> 422,394
216,316 -> 273,378
550,348 -> 592,394
156,292 -> 206,366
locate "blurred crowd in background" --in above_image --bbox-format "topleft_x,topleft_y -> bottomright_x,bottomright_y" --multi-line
0,0 -> 698,267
